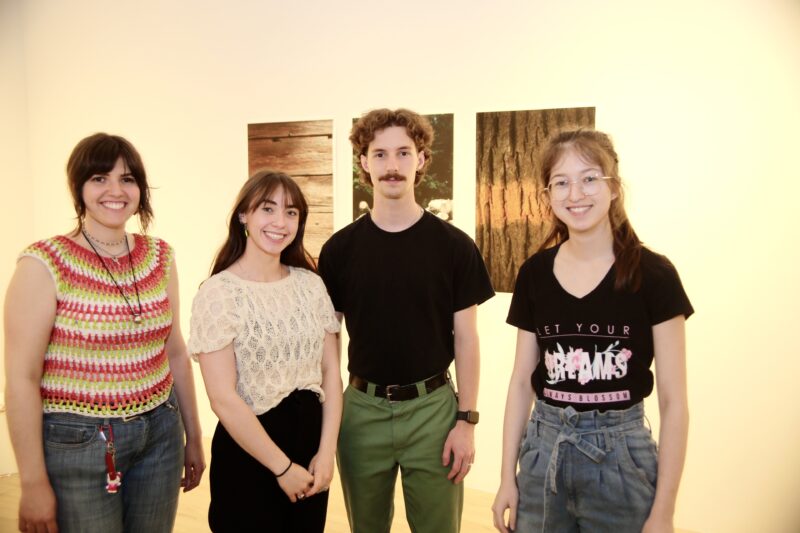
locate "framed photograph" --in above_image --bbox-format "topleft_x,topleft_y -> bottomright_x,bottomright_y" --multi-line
352,113 -> 454,222
476,107 -> 595,292
248,119 -> 333,260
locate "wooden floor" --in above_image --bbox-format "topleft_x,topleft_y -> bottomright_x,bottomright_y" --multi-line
0,439 -> 497,532
0,440 -> 697,532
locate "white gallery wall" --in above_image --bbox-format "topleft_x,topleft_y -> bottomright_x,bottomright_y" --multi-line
2,1 -> 799,531
0,0 -> 33,474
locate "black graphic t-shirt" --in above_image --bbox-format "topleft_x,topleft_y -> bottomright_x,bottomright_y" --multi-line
507,244 -> 693,411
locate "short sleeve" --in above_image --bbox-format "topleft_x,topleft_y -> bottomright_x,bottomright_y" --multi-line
187,277 -> 240,360
19,240 -> 62,295
507,259 -> 537,331
317,239 -> 342,312
452,235 -> 495,311
312,275 -> 340,334
159,239 -> 175,283
642,252 -> 694,325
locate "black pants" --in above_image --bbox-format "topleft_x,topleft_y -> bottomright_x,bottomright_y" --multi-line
208,389 -> 327,533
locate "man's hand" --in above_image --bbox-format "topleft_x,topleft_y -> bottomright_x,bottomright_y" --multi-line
441,421 -> 475,483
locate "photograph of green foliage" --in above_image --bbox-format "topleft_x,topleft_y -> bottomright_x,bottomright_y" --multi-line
352,113 -> 454,222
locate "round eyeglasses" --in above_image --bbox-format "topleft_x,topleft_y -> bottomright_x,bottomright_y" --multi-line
541,176 -> 615,201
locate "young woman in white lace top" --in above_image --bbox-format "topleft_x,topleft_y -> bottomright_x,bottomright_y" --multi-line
188,171 -> 342,532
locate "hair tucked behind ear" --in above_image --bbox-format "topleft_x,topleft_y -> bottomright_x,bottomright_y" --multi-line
210,171 -> 316,277
537,128 -> 642,292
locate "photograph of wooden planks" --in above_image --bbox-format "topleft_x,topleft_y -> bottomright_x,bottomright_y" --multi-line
248,119 -> 333,260
475,107 -> 595,293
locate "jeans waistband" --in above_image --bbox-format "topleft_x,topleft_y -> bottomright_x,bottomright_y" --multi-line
532,399 -> 644,432
531,400 -> 645,495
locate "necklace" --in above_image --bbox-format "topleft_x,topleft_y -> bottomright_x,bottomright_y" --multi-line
87,240 -> 126,264
83,228 -> 127,247
82,230 -> 143,324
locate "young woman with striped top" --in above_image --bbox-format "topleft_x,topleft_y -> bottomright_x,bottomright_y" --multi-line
4,133 -> 205,533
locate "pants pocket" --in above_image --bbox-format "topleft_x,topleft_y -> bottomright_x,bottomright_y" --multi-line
617,428 -> 658,493
43,420 -> 99,449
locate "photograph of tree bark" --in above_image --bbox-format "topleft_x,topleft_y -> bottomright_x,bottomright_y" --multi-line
352,113 -> 454,222
476,107 -> 595,293
248,119 -> 334,261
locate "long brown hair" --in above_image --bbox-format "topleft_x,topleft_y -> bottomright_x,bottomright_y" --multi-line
210,171 -> 316,276
537,128 -> 642,291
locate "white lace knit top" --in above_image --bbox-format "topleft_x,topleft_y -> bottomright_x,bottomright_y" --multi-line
187,267 -> 339,415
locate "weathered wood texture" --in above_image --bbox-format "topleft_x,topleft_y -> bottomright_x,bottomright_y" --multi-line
248,120 -> 333,259
475,108 -> 595,293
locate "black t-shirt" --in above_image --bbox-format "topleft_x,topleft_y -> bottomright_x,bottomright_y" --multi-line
318,211 -> 495,385
507,244 -> 693,411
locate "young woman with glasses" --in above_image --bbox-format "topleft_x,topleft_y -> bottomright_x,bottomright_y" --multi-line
492,128 -> 693,533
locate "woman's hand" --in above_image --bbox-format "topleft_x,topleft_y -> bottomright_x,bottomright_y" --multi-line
18,479 -> 58,533
491,480 -> 519,533
275,463 -> 314,503
181,437 -> 206,492
305,449 -> 334,497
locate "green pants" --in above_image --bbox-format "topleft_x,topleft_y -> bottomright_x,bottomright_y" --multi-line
337,383 -> 463,533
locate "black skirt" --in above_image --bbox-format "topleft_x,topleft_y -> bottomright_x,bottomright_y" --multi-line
208,389 -> 328,533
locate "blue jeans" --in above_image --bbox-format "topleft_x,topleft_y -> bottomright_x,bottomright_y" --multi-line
43,392 -> 185,533
516,400 -> 657,533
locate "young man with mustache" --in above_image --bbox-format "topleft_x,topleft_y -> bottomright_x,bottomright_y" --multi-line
318,108 -> 494,532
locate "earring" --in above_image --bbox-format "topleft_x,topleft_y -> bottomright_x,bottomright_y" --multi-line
244,226 -> 250,238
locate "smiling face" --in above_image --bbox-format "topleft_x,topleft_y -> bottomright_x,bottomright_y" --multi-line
81,157 -> 141,233
240,185 -> 300,259
360,126 -> 425,202
547,147 -> 616,239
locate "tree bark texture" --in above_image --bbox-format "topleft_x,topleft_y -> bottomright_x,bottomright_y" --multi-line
248,120 -> 333,260
475,108 -> 595,293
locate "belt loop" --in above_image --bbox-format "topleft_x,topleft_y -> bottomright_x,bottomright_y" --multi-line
367,382 -> 377,397
416,381 -> 426,396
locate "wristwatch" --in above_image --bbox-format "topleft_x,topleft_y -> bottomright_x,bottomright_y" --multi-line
456,410 -> 479,424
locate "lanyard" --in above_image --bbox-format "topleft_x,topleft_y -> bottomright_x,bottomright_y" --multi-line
99,424 -> 122,494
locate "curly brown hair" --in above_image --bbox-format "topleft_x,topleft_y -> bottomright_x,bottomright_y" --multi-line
350,108 -> 434,186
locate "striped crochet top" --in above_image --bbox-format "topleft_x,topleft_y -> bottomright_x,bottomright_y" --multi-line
21,234 -> 175,417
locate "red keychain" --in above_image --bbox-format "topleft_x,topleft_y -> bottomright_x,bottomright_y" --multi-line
99,425 -> 122,494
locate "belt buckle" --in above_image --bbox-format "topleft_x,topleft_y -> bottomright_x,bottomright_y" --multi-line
385,384 -> 400,402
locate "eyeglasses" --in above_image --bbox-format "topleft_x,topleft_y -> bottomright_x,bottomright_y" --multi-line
541,176 -> 615,201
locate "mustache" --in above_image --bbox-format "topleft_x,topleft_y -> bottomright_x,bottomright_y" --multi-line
377,172 -> 405,181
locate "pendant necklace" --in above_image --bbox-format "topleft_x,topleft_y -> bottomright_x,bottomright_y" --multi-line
82,230 -> 143,324
84,229 -> 126,263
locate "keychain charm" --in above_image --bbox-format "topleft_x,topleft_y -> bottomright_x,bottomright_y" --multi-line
99,424 -> 123,494
106,471 -> 122,494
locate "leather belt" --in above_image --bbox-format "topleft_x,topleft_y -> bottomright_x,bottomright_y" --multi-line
349,372 -> 449,402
